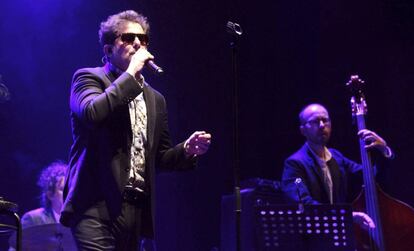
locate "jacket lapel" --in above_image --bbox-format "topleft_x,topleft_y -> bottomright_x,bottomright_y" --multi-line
102,65 -> 116,87
304,145 -> 325,184
326,157 -> 341,203
143,85 -> 155,152
303,145 -> 330,201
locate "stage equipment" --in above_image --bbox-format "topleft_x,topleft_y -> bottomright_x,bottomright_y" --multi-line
9,223 -> 76,251
226,20 -> 243,251
221,178 -> 286,251
0,197 -> 21,251
221,184 -> 356,251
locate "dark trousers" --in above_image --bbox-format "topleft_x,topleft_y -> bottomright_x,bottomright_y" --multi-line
71,201 -> 154,251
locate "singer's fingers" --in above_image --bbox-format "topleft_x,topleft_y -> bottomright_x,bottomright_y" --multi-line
192,131 -> 207,136
184,131 -> 211,156
136,47 -> 154,60
136,49 -> 154,61
189,134 -> 211,146
194,134 -> 211,142
199,133 -> 212,139
146,51 -> 154,60
127,49 -> 155,76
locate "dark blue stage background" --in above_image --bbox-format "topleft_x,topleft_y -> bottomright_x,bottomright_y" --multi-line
1,0 -> 414,250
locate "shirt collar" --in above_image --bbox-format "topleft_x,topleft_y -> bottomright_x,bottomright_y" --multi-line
306,142 -> 332,163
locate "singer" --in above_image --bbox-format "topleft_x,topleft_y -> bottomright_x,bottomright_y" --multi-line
60,10 -> 211,251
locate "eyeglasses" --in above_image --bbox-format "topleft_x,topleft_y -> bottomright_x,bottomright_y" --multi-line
118,33 -> 149,46
304,117 -> 331,127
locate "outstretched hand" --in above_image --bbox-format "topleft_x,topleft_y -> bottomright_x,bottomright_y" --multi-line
184,131 -> 212,157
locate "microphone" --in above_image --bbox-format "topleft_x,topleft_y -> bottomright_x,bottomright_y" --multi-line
226,21 -> 243,36
147,60 -> 163,74
130,49 -> 164,74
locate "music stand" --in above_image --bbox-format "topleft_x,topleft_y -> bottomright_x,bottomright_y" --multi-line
255,204 -> 355,251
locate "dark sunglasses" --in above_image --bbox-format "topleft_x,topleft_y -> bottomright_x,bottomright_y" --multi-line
118,33 -> 149,45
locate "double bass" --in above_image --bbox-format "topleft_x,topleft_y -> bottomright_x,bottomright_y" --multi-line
347,75 -> 414,251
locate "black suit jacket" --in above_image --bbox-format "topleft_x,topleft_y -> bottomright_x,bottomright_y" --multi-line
60,65 -> 195,237
282,144 -> 362,204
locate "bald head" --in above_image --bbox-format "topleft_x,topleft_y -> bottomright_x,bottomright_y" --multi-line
299,103 -> 332,146
299,104 -> 329,125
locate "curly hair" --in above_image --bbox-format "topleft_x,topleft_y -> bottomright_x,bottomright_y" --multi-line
37,160 -> 68,209
98,10 -> 150,47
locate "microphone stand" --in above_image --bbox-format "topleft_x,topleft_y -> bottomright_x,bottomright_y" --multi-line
226,21 -> 243,251
295,178 -> 304,213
